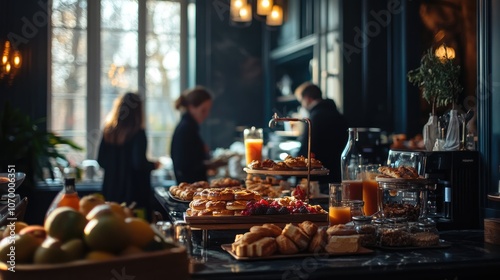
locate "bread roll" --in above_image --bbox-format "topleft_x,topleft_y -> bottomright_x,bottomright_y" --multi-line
325,235 -> 360,253
276,234 -> 299,255
326,224 -> 357,236
282,223 -> 310,251
308,227 -> 327,253
299,221 -> 319,239
242,232 -> 264,244
262,223 -> 283,237
251,237 -> 277,257
250,226 -> 276,237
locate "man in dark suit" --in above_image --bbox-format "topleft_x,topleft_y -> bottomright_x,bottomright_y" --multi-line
294,82 -> 349,187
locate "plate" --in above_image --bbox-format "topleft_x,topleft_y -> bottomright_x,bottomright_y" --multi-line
167,190 -> 191,204
0,172 -> 26,194
221,244 -> 373,261
244,168 -> 330,176
372,240 -> 451,251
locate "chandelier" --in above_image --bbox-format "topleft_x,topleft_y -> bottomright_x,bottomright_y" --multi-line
1,40 -> 22,84
230,0 -> 284,27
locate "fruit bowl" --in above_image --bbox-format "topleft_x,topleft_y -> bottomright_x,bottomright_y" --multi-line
0,172 -> 26,194
0,246 -> 189,280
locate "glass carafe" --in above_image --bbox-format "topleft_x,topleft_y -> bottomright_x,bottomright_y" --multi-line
340,128 -> 363,200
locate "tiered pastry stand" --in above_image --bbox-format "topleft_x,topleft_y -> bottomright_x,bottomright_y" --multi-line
184,113 -> 331,249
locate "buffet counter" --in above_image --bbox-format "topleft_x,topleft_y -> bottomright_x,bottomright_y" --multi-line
154,187 -> 500,280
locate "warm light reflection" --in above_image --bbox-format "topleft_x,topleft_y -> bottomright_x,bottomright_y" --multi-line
266,5 -> 283,26
1,40 -> 22,82
257,0 -> 273,15
230,0 -> 252,22
435,44 -> 456,62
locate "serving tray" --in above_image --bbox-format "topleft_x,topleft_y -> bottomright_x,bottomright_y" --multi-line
243,168 -> 330,176
167,190 -> 191,203
185,213 -> 328,230
371,240 -> 451,251
221,244 -> 373,261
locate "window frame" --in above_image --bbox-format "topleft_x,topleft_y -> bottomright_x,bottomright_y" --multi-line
48,0 -> 191,162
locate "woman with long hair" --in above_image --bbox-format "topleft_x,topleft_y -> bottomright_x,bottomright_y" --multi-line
170,86 -> 226,184
97,92 -> 159,221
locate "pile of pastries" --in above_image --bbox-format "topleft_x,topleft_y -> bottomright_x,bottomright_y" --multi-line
186,194 -> 326,217
186,188 -> 261,216
230,221 -> 362,258
245,174 -> 288,198
377,166 -> 420,179
169,178 -> 244,201
247,155 -> 324,170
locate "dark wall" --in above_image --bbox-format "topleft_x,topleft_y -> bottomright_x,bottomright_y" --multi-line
342,0 -> 424,136
0,0 -> 48,121
195,0 -> 266,149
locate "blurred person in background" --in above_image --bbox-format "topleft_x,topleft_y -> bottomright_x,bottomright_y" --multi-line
171,86 -> 227,184
294,82 -> 349,187
97,92 -> 159,221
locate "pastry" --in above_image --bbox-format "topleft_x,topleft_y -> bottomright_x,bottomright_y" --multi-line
326,224 -> 357,236
308,227 -> 327,253
272,161 -> 290,170
234,190 -> 255,201
205,200 -> 226,211
213,209 -> 235,216
226,200 -> 248,211
261,159 -> 276,169
325,235 -> 360,253
284,155 -> 307,169
298,221 -> 319,239
197,209 -> 213,216
307,157 -> 323,169
248,160 -> 263,169
282,223 -> 310,251
242,231 -> 265,244
190,199 -> 207,210
276,234 -> 299,255
262,223 -> 283,237
249,226 -> 278,237
251,237 -> 277,257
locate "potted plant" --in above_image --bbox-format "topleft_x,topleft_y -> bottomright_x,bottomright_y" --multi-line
0,102 -> 83,196
407,44 -> 463,151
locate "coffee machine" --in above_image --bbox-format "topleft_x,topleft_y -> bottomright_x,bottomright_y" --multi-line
387,150 -> 481,230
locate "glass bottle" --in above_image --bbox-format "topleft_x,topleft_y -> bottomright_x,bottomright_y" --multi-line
45,167 -> 80,218
340,128 -> 363,200
443,109 -> 460,151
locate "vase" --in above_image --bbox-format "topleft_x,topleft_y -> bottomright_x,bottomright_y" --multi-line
443,109 -> 460,151
423,114 -> 438,151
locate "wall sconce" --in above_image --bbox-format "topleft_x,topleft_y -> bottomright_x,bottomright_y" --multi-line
435,44 -> 456,62
1,40 -> 22,83
230,0 -> 284,27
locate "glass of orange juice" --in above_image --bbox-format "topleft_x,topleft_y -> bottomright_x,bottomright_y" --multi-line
362,164 -> 381,216
244,126 -> 263,165
329,183 -> 352,226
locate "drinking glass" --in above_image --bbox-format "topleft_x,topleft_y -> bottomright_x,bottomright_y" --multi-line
362,164 -> 381,216
155,221 -> 174,243
329,183 -> 352,226
342,178 -> 363,201
244,126 -> 263,165
174,221 -> 193,257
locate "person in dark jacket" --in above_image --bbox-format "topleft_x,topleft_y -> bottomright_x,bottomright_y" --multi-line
294,82 -> 349,185
170,86 -> 226,184
97,92 -> 159,221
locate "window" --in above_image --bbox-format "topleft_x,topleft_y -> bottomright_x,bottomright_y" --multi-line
49,0 -> 193,165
